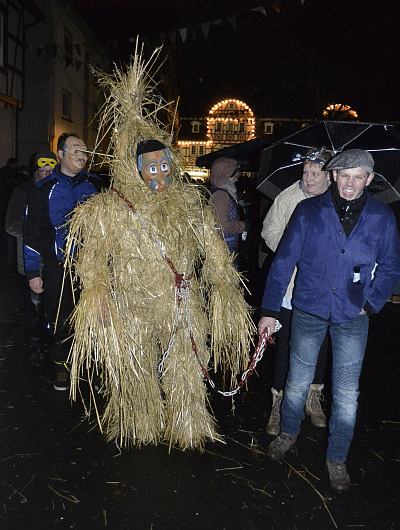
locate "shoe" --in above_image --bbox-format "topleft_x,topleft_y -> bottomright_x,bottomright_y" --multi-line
390,294 -> 400,304
326,460 -> 350,492
54,362 -> 69,391
266,432 -> 297,461
266,388 -> 283,435
305,383 -> 326,428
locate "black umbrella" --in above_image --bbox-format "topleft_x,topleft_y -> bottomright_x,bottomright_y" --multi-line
257,121 -> 400,203
196,137 -> 267,172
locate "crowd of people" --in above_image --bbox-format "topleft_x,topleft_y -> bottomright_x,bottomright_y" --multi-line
2,126 -> 400,493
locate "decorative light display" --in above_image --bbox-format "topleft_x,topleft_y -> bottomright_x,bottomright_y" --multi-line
323,104 -> 358,119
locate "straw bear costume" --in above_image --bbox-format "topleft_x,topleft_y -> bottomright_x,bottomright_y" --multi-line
66,49 -> 254,450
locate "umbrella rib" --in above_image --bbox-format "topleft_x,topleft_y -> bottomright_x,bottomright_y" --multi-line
337,124 -> 373,152
267,161 -> 302,178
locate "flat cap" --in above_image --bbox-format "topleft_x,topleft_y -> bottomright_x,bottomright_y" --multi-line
325,149 -> 374,173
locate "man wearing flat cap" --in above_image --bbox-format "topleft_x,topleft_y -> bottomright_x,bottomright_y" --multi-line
258,149 -> 400,492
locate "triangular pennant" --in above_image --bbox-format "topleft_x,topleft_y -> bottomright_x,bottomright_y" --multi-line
251,6 -> 266,16
200,22 -> 210,40
179,27 -> 187,43
227,14 -> 237,30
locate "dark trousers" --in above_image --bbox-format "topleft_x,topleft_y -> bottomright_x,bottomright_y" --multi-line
20,274 -> 47,348
42,260 -> 76,363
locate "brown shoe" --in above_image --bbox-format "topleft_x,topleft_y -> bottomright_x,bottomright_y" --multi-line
326,460 -> 350,492
266,432 -> 297,461
266,388 -> 283,436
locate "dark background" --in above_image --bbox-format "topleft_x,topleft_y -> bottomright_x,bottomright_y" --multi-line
71,0 -> 400,122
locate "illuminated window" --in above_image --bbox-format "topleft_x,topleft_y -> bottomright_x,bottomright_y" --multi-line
191,145 -> 196,155
215,121 -> 222,132
227,122 -> 234,132
199,145 -> 204,155
239,122 -> 245,132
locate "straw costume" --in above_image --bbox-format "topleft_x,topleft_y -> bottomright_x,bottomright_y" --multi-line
65,48 -> 254,450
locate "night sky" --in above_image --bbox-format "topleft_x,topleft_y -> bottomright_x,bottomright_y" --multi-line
72,0 -> 400,122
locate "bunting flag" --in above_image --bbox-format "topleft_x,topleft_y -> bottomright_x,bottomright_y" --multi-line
26,4 -> 288,61
178,27 -> 187,43
139,5 -> 272,47
200,22 -> 210,40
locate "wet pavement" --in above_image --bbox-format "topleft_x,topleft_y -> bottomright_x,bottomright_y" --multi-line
1,256 -> 399,530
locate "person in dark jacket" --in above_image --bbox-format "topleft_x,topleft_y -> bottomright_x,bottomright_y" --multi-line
6,150 -> 57,365
24,134 -> 103,390
258,149 -> 400,493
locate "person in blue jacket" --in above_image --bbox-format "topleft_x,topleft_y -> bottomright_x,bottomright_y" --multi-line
258,149 -> 400,493
24,133 -> 103,390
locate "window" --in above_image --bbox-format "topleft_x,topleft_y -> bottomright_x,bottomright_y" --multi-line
191,121 -> 200,133
62,90 -> 72,120
215,121 -> 222,132
199,145 -> 204,156
227,121 -> 234,132
228,102 -> 235,110
264,122 -> 274,135
190,145 -> 196,155
239,122 -> 245,133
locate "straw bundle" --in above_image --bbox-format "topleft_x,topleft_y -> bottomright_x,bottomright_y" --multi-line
65,45 -> 254,450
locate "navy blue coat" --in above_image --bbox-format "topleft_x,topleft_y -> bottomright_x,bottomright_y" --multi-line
261,190 -> 400,323
23,165 -> 102,279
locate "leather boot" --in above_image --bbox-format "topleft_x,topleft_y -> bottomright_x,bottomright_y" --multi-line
266,388 -> 283,435
305,383 -> 326,427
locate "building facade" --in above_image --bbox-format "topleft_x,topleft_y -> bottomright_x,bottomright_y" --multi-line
0,0 -> 110,168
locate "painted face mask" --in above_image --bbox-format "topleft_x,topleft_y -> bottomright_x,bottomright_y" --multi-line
137,140 -> 172,192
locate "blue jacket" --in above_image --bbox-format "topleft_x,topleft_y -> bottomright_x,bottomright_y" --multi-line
261,190 -> 400,323
23,165 -> 102,279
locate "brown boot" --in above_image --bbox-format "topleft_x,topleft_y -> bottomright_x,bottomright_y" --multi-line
305,383 -> 326,427
267,432 -> 297,461
266,388 -> 283,436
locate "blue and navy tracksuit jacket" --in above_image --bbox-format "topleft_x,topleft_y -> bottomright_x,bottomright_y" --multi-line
23,165 -> 103,280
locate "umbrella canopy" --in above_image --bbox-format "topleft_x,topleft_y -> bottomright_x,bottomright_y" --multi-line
196,137 -> 267,172
257,121 -> 400,203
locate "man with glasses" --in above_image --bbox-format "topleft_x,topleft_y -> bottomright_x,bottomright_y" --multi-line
24,134 -> 103,390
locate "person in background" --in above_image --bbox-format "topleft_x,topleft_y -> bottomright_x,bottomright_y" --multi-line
6,150 -> 57,365
261,147 -> 333,435
259,149 -> 400,492
209,157 -> 249,264
23,134 -> 103,390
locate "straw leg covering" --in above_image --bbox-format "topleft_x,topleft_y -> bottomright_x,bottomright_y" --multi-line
162,324 -> 219,450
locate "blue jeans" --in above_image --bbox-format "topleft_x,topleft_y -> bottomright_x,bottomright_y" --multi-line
281,307 -> 369,462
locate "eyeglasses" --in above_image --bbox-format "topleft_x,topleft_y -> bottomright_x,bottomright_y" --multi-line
37,169 -> 53,176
